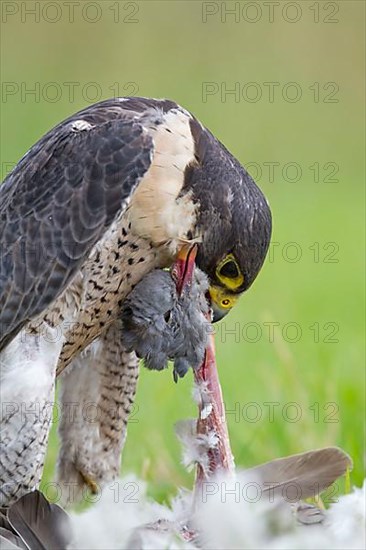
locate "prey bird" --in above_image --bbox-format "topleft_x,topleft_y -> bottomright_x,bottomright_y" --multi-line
0,97 -> 272,506
121,245 -> 210,381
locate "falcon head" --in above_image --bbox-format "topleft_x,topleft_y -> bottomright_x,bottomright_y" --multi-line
183,118 -> 272,321
124,98 -> 271,322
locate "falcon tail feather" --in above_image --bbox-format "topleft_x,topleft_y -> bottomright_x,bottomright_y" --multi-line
6,491 -> 72,550
0,526 -> 27,550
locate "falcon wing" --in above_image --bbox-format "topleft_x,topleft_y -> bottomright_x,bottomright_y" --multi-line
0,113 -> 153,351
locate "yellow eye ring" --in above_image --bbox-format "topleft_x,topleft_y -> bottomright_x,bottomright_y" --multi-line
216,254 -> 244,290
209,285 -> 241,313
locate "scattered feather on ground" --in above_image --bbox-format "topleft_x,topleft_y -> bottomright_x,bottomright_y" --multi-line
66,474 -> 365,550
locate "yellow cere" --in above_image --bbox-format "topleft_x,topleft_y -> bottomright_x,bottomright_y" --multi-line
215,254 -> 244,290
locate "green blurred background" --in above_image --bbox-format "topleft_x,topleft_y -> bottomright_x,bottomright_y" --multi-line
1,1 -> 364,501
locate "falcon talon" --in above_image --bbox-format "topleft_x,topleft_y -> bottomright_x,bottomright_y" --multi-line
173,369 -> 179,384
79,472 -> 99,495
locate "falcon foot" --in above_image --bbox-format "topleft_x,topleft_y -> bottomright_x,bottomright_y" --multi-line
79,471 -> 99,495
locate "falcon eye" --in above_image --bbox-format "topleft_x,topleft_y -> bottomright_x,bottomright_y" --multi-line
221,298 -> 232,308
216,254 -> 244,290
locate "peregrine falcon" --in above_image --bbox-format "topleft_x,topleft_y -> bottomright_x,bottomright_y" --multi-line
0,97 -> 272,506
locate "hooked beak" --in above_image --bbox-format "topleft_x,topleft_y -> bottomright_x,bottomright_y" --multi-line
171,244 -> 198,296
211,302 -> 229,322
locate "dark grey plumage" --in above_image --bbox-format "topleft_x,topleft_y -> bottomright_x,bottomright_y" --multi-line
0,111 -> 153,351
187,117 -> 272,293
120,268 -> 210,380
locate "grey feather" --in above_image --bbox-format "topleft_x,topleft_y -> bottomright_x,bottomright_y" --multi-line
0,511 -> 12,530
7,491 -> 72,550
246,446 -> 352,502
0,527 -> 27,550
120,268 -> 210,380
